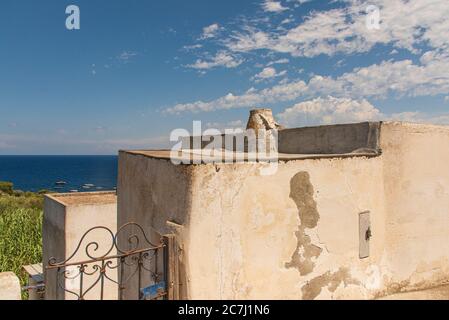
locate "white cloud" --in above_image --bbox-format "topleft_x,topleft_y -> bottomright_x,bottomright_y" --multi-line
252,67 -> 287,82
206,120 -> 245,131
281,18 -> 293,25
173,0 -> 449,121
267,58 -> 289,66
323,52 -> 449,99
167,50 -> 449,113
200,23 -> 221,40
165,80 -> 308,114
117,51 -> 138,62
277,96 -> 383,127
186,51 -> 243,70
388,111 -> 422,123
225,29 -> 274,53
184,0 -> 449,76
262,0 -> 288,13
226,0 -> 449,58
388,111 -> 449,126
254,67 -> 277,79
183,44 -> 203,51
276,97 -> 449,128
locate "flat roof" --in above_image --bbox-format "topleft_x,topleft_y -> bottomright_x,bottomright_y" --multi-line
121,121 -> 449,164
46,191 -> 117,206
121,149 -> 379,163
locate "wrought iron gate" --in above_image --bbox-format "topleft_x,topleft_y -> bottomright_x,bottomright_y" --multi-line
46,222 -> 175,300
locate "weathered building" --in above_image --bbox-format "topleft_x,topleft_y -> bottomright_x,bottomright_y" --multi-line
117,120 -> 449,300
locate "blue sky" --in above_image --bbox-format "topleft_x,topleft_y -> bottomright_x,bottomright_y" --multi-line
1,0 -> 449,155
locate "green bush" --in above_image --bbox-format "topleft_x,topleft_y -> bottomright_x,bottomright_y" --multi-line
0,191 -> 43,299
0,208 -> 43,272
0,193 -> 43,211
0,181 -> 14,195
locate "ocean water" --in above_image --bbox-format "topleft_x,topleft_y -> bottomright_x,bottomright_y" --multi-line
0,156 -> 118,193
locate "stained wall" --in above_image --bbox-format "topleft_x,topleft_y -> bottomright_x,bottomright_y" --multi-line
118,121 -> 449,299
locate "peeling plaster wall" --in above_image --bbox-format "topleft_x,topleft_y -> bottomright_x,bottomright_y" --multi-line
186,157 -> 386,300
118,122 -> 449,300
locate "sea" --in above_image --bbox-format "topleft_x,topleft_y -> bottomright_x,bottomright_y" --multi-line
0,156 -> 118,193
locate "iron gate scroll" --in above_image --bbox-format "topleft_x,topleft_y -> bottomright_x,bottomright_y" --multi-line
46,223 -> 173,300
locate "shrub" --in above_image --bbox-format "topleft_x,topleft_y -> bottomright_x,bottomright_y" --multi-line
0,188 -> 44,299
13,190 -> 25,197
0,194 -> 44,212
0,181 -> 14,195
0,207 -> 43,299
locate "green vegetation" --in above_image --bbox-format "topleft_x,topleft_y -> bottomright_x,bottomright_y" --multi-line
0,182 -> 45,298
0,181 -> 14,195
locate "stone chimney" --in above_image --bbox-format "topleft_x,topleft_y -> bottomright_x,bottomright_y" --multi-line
246,108 -> 284,131
245,108 -> 282,155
